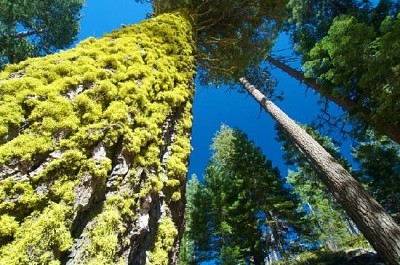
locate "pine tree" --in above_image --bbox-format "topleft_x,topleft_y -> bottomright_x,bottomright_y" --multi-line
0,0 -> 84,69
240,77 -> 400,265
266,56 -> 400,144
285,0 -> 400,143
183,125 -> 299,264
277,125 -> 366,251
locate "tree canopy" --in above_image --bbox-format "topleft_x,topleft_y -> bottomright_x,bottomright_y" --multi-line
0,0 -> 84,69
284,0 -> 400,143
151,0 -> 288,85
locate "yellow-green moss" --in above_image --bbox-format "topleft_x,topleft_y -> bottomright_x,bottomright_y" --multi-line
84,206 -> 124,264
0,214 -> 19,239
148,217 -> 178,265
0,203 -> 73,265
0,11 -> 195,264
164,101 -> 193,202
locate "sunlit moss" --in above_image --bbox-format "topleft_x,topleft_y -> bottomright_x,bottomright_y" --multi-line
148,217 -> 178,265
0,203 -> 73,265
0,214 -> 19,239
83,206 -> 124,264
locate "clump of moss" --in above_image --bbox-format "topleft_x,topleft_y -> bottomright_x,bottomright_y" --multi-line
0,214 -> 19,240
0,203 -> 73,265
148,217 -> 178,265
165,101 -> 193,202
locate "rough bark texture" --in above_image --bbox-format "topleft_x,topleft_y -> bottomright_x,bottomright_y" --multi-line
0,12 -> 195,265
240,77 -> 400,265
266,57 -> 400,144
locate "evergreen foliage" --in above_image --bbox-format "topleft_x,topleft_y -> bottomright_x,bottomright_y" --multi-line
0,0 -> 84,69
352,133 -> 400,223
182,125 -> 300,264
286,0 -> 400,142
152,0 -> 287,86
304,12 -> 400,138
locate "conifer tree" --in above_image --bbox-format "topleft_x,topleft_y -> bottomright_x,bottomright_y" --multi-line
352,133 -> 400,223
285,0 -> 400,143
0,0 -> 84,69
277,125 -> 365,251
240,77 -> 400,265
183,125 -> 299,264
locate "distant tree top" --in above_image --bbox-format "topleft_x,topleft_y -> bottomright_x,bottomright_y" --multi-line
0,0 -> 84,69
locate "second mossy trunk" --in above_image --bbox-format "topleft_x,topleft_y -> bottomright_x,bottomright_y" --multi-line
0,12 -> 195,265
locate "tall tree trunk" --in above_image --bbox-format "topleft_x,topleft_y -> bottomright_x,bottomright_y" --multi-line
0,12 -> 195,265
240,77 -> 400,265
267,210 -> 285,259
266,56 -> 400,144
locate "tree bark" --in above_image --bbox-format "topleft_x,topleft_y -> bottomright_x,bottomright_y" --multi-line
240,77 -> 400,265
266,56 -> 400,144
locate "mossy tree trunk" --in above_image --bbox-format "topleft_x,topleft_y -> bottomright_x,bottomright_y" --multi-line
0,12 -> 195,265
240,77 -> 400,265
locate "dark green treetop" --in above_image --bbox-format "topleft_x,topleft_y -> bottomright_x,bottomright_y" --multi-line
0,0 -> 84,69
353,133 -> 400,223
304,12 -> 400,140
182,125 -> 300,264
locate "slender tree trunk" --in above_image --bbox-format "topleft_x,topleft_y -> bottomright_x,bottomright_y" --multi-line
240,77 -> 400,265
267,211 -> 285,259
266,56 -> 400,144
0,13 -> 195,265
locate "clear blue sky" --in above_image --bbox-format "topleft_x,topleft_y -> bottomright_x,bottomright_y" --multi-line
77,0 -> 345,180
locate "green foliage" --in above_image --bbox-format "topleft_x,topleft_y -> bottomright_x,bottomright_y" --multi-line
286,1 -> 400,143
352,133 -> 400,223
288,0 -> 400,140
275,250 -> 348,265
287,0 -> 370,60
0,0 -> 84,68
182,125 -> 300,263
0,12 -> 195,264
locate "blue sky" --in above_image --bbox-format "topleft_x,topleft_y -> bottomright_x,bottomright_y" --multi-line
77,0 -> 343,180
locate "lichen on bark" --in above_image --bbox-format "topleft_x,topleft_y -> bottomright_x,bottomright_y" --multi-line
0,11 -> 195,265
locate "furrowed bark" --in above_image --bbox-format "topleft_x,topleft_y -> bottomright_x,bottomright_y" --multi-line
240,77 -> 400,265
